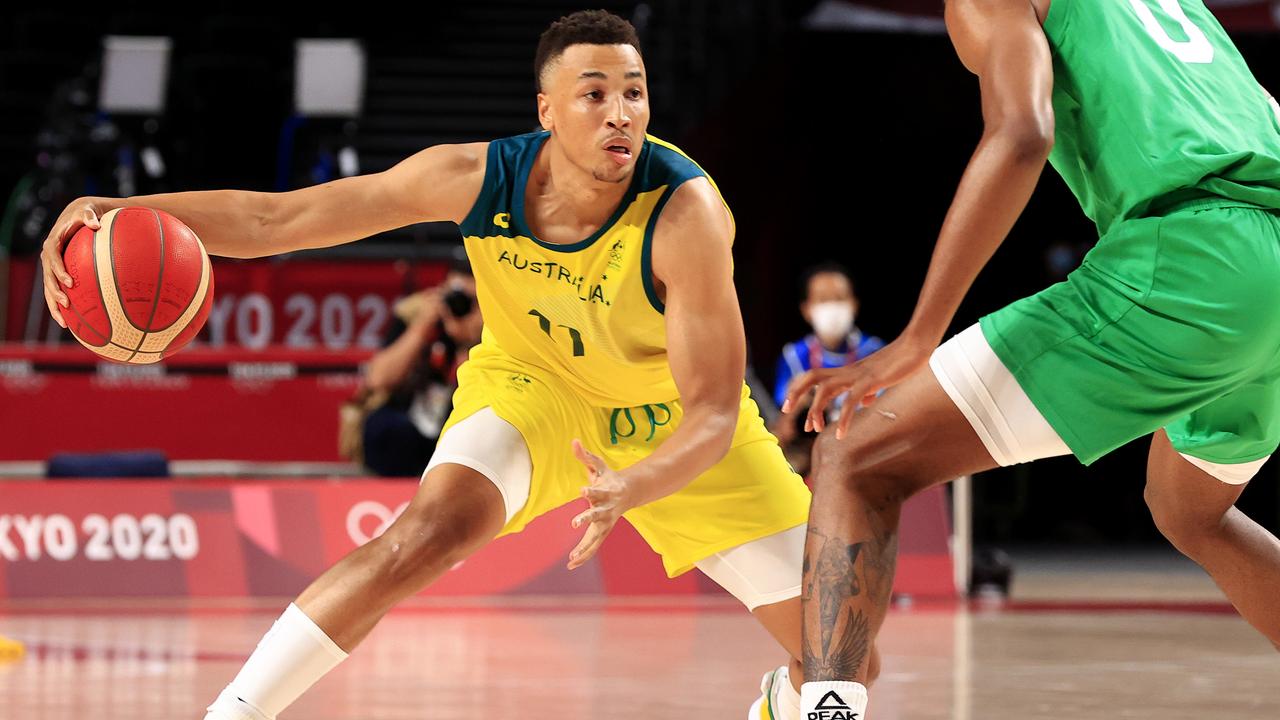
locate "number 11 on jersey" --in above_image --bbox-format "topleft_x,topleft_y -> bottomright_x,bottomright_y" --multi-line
528,309 -> 586,357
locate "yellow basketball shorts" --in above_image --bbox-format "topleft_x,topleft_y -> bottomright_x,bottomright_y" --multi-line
439,350 -> 812,577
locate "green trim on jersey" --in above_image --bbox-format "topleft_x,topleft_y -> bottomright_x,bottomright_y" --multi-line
641,187 -> 675,314
510,133 -> 638,253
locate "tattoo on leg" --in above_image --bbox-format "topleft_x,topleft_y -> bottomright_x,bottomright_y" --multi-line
803,519 -> 898,682
818,540 -> 863,658
805,605 -> 871,680
801,526 -> 844,603
863,531 -> 898,608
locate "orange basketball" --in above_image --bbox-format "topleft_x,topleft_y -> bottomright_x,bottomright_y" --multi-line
61,207 -> 214,364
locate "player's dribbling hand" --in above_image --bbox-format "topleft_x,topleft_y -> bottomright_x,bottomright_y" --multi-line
781,334 -> 933,440
40,198 -> 109,328
567,439 -> 633,570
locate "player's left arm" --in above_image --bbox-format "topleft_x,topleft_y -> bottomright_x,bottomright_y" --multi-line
567,178 -> 743,569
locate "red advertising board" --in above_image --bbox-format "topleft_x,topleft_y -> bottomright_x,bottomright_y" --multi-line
0,347 -> 366,461
0,480 -> 956,601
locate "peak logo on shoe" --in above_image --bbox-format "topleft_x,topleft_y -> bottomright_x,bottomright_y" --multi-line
808,691 -> 859,720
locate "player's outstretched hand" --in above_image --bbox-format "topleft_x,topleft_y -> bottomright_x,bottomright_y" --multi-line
781,334 -> 934,439
567,439 -> 634,570
40,198 -> 108,328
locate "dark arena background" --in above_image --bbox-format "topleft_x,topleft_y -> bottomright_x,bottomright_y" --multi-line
1,2 -> 1277,718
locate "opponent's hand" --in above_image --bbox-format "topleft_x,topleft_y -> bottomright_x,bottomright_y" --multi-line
781,334 -> 934,439
567,439 -> 634,570
40,198 -> 109,328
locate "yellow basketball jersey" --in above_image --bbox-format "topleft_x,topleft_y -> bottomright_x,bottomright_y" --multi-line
459,131 -> 727,407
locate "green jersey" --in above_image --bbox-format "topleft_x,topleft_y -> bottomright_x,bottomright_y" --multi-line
1044,0 -> 1280,235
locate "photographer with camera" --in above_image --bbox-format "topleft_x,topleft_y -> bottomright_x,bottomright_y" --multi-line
353,263 -> 483,477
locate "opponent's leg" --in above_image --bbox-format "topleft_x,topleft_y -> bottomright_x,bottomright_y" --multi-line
207,408 -> 530,720
749,600 -> 886,686
748,597 -> 881,720
800,365 -> 999,715
692,523 -> 883,720
1144,430 -> 1280,648
800,323 -> 1081,716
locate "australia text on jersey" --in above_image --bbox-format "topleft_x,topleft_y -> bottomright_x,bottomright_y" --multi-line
496,249 -> 612,305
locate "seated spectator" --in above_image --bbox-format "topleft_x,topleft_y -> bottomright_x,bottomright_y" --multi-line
771,262 -> 883,474
359,264 -> 482,477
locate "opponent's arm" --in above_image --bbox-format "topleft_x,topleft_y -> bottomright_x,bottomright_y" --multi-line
909,0 -> 1054,345
784,0 -> 1054,435
40,143 -> 487,326
567,178 -> 743,568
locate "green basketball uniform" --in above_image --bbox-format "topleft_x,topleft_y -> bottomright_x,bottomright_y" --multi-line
981,0 -> 1280,464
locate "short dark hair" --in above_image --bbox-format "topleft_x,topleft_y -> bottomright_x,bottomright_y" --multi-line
535,10 -> 642,92
799,262 -> 854,301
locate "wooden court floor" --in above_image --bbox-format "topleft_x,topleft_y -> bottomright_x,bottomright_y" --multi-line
0,598 -> 1275,720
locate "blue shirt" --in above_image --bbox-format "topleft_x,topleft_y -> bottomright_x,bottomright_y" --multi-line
773,330 -> 885,409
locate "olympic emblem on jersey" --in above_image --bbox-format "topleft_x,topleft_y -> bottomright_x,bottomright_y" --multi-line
607,239 -> 625,270
346,500 -> 409,546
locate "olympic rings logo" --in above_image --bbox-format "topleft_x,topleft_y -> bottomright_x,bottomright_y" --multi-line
345,501 -> 409,546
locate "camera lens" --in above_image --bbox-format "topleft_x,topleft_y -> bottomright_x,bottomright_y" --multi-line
443,289 -> 473,317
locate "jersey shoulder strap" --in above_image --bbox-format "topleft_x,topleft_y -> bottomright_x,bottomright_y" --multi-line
459,132 -> 547,237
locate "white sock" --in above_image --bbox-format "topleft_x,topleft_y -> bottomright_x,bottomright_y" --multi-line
205,603 -> 349,720
801,681 -> 869,719
775,665 -> 802,720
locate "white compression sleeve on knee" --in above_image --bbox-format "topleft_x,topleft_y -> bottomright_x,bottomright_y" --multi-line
694,524 -> 804,610
206,603 -> 349,720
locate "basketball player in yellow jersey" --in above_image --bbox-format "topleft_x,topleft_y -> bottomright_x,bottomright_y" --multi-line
41,10 -> 826,719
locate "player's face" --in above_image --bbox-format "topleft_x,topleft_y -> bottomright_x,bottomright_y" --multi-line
537,43 -> 650,184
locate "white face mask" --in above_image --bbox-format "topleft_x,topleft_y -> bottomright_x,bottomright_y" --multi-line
810,301 -> 855,343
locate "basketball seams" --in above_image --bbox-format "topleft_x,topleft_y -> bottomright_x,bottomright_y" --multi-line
108,209 -> 138,333
64,303 -> 110,346
89,212 -> 115,344
125,209 -> 168,362
156,217 -> 204,337
139,249 -> 210,354
64,329 -> 146,362
94,210 -> 145,351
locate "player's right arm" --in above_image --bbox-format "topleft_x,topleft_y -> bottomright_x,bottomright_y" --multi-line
40,142 -> 488,327
784,0 -> 1054,436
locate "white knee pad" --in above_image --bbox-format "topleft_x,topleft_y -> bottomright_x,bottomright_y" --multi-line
929,324 -> 1072,466
695,524 -> 804,611
423,408 -> 533,523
